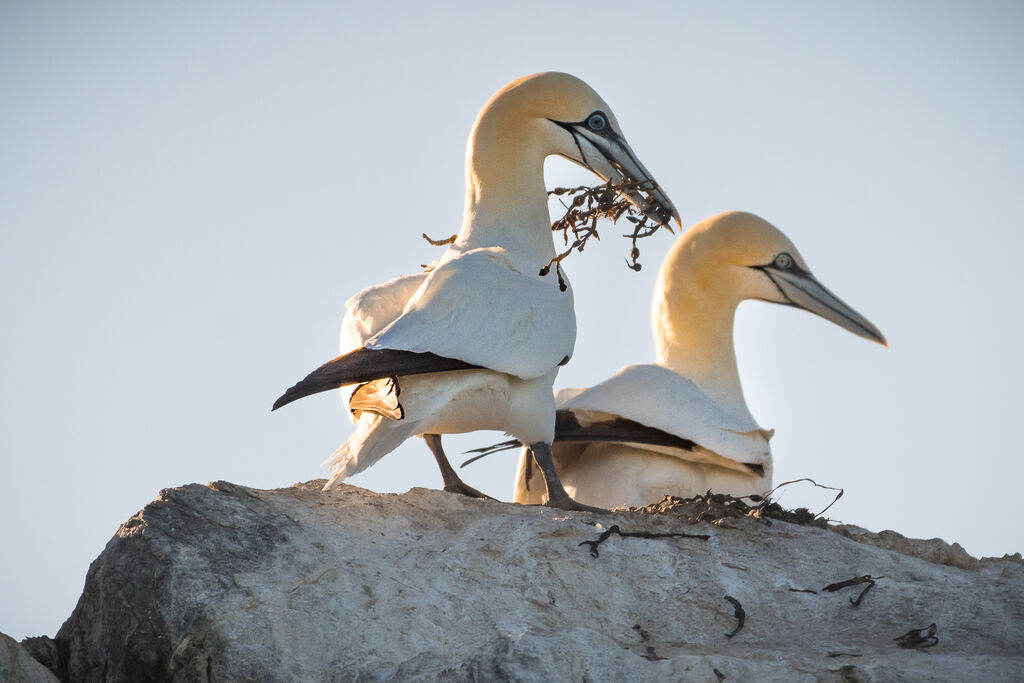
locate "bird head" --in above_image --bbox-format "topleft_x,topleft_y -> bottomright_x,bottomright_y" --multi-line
468,72 -> 679,228
670,211 -> 886,346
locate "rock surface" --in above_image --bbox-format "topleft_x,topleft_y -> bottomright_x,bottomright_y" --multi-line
31,480 -> 1024,681
1,633 -> 59,683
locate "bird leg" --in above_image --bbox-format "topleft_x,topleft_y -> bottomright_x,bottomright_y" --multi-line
528,441 -> 606,513
423,434 -> 494,500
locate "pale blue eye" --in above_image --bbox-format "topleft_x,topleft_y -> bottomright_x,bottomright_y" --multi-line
774,253 -> 793,270
587,113 -> 607,131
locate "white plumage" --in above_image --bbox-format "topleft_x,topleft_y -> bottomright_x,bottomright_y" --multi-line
514,211 -> 885,507
274,72 -> 677,509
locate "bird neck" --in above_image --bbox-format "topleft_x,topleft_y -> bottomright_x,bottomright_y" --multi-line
651,261 -> 754,422
456,115 -> 556,271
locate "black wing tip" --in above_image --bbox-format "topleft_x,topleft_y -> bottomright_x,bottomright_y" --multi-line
271,383 -> 308,412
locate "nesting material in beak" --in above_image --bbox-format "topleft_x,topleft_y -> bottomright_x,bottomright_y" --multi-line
541,178 -> 677,289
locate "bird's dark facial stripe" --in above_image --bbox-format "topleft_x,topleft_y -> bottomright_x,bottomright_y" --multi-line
751,255 -> 810,279
549,119 -> 591,169
754,267 -> 879,340
552,111 -> 613,138
750,258 -> 813,307
549,118 -> 651,186
750,266 -> 794,305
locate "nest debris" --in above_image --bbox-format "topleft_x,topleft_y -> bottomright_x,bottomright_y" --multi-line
626,492 -> 826,528
541,179 -> 673,290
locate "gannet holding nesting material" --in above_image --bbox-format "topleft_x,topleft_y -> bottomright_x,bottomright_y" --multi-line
273,72 -> 678,511
500,211 -> 886,507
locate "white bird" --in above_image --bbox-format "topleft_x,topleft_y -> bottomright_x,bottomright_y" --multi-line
495,210 -> 886,507
273,72 -> 678,511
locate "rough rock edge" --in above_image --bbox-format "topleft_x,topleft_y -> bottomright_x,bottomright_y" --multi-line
830,524 -> 1023,572
1,633 -> 60,683
17,480 -> 1024,680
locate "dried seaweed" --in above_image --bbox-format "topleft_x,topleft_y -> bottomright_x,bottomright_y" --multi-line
894,623 -> 938,649
755,478 -> 844,520
723,595 -> 745,638
823,574 -> 882,607
419,180 -> 671,290
628,490 -> 828,529
541,179 -> 673,290
826,652 -> 862,658
578,524 -> 709,558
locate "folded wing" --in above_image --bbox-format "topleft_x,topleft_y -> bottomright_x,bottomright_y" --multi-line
367,248 -> 576,380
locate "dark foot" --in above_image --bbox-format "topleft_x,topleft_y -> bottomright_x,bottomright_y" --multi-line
526,440 -> 607,513
543,490 -> 607,514
424,433 -> 495,500
443,480 -> 496,500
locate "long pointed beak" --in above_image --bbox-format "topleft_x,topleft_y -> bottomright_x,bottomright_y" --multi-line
557,122 -> 680,229
765,268 -> 887,346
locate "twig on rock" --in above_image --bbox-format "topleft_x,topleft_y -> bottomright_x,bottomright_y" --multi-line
827,651 -> 863,658
823,575 -> 882,607
723,595 -> 745,638
578,524 -> 709,558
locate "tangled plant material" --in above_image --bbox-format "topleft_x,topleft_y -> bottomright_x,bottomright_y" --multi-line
627,489 -> 831,529
420,179 -> 671,290
542,179 -> 673,290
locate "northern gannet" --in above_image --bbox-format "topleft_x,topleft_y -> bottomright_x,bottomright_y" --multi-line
505,211 -> 885,507
273,72 -> 678,511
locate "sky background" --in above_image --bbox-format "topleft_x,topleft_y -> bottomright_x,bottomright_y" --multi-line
2,2 -> 1023,640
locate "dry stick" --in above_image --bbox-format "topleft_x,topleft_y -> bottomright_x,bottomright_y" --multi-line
578,524 -> 709,558
823,574 -> 882,607
723,595 -> 746,638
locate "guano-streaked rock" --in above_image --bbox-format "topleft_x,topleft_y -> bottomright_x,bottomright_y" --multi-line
32,480 -> 1024,681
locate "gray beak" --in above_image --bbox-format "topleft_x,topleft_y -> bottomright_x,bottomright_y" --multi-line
554,120 -> 680,229
763,266 -> 887,346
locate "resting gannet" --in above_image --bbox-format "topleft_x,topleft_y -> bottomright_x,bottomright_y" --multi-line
273,72 -> 678,511
501,211 -> 886,507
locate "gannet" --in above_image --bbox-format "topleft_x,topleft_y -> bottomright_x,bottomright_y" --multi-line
273,72 -> 678,511
503,210 -> 886,507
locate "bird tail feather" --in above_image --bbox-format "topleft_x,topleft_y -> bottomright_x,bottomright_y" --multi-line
322,413 -> 422,489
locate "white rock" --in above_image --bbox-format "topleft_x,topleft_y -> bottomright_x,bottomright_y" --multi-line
42,480 -> 1024,682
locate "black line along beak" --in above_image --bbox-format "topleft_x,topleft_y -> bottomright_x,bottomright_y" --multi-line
551,118 -> 680,229
757,264 -> 887,346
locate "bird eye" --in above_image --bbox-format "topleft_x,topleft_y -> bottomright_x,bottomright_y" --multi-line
586,112 -> 607,132
773,252 -> 793,270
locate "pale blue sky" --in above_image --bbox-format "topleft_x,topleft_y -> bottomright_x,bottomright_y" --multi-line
2,2 -> 1022,640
